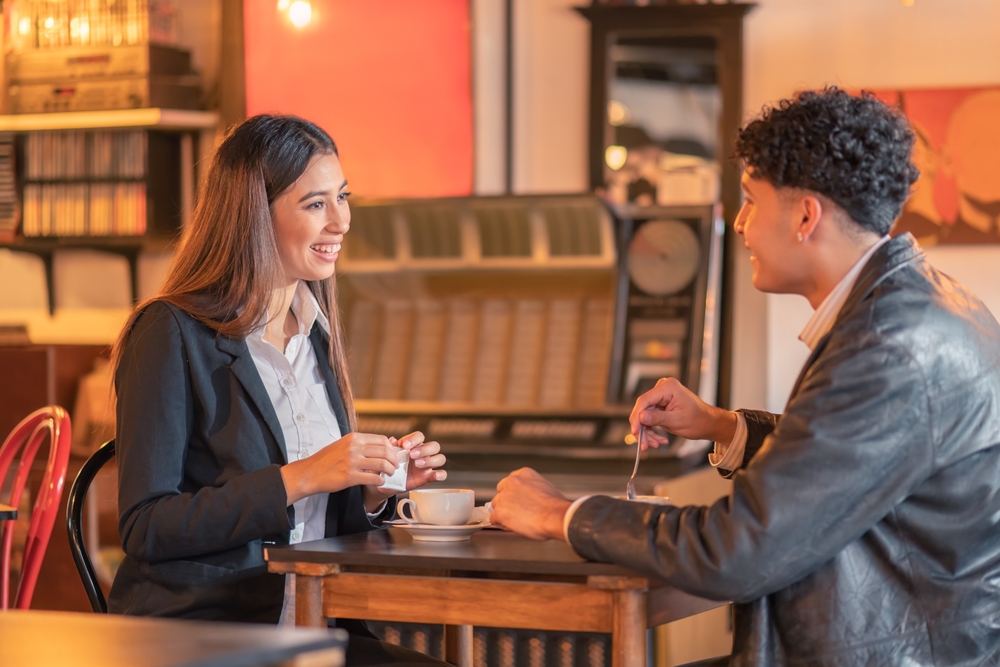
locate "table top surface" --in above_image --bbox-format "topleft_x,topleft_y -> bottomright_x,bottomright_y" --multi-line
266,527 -> 644,578
0,610 -> 346,667
0,503 -> 16,520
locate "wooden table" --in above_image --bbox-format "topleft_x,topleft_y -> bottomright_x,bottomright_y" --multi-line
265,528 -> 724,667
0,610 -> 347,667
0,503 -> 16,520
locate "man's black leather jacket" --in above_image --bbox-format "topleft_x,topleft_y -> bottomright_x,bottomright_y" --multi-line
569,234 -> 1000,665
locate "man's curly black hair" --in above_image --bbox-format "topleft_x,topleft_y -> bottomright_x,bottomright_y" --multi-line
735,87 -> 920,236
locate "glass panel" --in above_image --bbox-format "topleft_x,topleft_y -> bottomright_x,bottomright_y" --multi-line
605,35 -> 721,207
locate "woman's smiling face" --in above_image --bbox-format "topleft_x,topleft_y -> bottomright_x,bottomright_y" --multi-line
270,152 -> 351,286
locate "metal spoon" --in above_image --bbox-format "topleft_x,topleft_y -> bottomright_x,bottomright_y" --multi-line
626,425 -> 643,500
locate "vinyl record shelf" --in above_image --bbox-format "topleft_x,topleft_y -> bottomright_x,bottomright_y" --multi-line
0,108 -> 219,312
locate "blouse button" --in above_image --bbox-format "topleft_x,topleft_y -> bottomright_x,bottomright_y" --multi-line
282,376 -> 294,387
296,413 -> 307,423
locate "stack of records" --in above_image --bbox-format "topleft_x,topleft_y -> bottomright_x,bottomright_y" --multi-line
20,129 -> 148,237
0,135 -> 16,241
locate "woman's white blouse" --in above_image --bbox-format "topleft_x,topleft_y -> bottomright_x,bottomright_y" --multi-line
245,281 -> 342,627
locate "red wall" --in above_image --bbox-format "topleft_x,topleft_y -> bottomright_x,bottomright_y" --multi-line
243,1 -> 473,198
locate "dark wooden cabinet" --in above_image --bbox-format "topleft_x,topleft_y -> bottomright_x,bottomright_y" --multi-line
575,2 -> 755,409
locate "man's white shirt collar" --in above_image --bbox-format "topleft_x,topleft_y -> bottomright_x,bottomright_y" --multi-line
798,236 -> 890,351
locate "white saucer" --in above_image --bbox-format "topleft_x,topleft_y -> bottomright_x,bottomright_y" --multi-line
385,520 -> 489,542
613,495 -> 672,505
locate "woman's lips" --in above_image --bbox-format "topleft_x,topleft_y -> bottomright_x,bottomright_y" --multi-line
309,243 -> 341,260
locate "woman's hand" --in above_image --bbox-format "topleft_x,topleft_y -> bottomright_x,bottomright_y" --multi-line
280,432 -> 399,506
369,431 -> 447,499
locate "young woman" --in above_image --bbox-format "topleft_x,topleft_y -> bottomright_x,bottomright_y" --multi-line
109,115 -> 448,666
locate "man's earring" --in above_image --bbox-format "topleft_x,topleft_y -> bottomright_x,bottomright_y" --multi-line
797,232 -> 803,242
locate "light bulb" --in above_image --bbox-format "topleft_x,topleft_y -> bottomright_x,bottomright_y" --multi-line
289,1 -> 312,27
18,17 -> 31,35
44,16 -> 55,29
606,145 -> 628,171
608,100 -> 631,126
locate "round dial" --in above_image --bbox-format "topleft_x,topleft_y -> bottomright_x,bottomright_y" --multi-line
627,220 -> 700,295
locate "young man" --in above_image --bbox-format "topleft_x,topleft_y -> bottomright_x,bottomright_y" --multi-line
492,88 -> 1000,665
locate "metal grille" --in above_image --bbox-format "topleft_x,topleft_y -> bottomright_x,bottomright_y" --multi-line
345,205 -> 396,260
406,206 -> 462,258
543,204 -> 603,257
346,297 -> 613,408
475,206 -> 533,257
368,622 -> 611,667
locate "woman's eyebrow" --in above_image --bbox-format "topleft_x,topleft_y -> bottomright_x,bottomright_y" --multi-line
297,190 -> 329,202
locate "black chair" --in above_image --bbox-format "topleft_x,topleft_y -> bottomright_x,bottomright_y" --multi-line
66,439 -> 115,613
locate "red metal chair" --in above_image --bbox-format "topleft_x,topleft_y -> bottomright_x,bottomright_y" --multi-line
0,406 -> 72,609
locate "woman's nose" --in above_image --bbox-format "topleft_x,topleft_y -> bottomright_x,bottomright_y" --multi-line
327,207 -> 350,233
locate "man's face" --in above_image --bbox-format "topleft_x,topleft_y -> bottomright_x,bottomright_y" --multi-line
735,170 -> 803,294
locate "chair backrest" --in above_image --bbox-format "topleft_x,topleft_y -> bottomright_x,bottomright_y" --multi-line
0,406 -> 72,609
66,439 -> 115,613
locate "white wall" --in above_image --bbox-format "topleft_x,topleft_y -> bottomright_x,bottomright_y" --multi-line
472,0 -> 508,195
746,0 -> 1000,411
511,0 -> 590,193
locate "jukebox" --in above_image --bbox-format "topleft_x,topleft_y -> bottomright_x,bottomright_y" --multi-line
338,194 -> 723,500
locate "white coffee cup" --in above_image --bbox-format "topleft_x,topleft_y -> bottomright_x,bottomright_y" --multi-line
398,489 -> 475,526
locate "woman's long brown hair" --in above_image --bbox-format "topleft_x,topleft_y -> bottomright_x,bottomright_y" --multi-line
111,114 -> 357,430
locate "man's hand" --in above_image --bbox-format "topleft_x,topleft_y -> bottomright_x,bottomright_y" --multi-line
491,468 -> 572,541
630,377 -> 739,448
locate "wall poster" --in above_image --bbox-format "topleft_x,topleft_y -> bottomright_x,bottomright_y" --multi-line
876,87 -> 1000,245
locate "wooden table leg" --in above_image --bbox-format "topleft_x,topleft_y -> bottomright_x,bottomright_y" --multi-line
611,589 -> 647,667
295,574 -> 325,628
444,624 -> 473,667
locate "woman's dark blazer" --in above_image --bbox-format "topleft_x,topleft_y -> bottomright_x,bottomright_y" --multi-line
108,300 -> 393,627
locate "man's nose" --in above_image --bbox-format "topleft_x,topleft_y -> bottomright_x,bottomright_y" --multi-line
733,206 -> 748,235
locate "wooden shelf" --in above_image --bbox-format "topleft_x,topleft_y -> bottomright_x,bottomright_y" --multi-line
0,108 -> 219,132
1,235 -> 174,250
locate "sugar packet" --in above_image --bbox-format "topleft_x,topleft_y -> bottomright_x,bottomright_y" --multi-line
379,447 -> 409,492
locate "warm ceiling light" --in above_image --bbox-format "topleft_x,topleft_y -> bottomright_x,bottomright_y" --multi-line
289,1 -> 312,27
277,0 -> 290,9
18,17 -> 31,35
608,100 -> 632,126
606,145 -> 628,171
